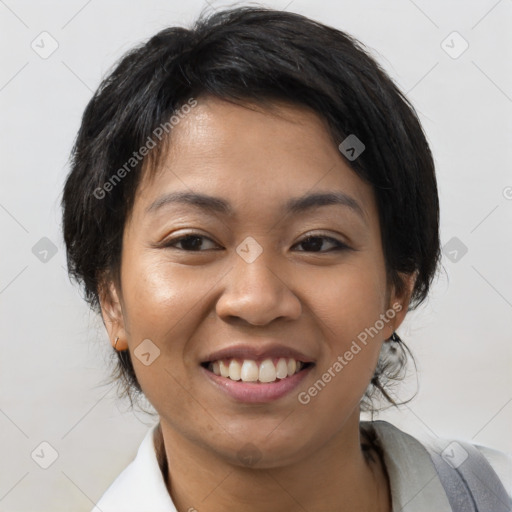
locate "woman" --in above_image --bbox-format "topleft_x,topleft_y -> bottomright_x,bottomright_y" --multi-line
62,6 -> 511,512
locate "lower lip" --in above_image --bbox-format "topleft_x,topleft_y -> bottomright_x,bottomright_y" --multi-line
200,365 -> 313,403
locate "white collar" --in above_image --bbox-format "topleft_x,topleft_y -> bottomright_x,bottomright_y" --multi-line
91,420 -> 453,512
91,423 -> 176,512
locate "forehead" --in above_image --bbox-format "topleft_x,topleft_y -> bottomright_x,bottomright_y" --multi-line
156,96 -> 343,175
133,96 -> 377,226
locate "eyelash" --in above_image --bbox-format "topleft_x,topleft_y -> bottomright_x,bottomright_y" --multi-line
162,233 -> 350,253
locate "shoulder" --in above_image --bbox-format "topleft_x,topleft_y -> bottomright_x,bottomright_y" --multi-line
473,442 -> 512,499
364,420 -> 512,507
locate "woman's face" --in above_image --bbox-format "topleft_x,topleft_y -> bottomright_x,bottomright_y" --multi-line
102,96 -> 412,467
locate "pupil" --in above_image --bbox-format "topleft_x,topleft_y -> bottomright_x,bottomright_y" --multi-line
184,236 -> 202,250
303,237 -> 322,252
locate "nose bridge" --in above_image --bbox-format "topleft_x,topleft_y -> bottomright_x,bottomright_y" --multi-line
215,239 -> 301,325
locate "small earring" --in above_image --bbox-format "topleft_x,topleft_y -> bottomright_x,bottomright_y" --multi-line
389,331 -> 402,343
114,337 -> 120,350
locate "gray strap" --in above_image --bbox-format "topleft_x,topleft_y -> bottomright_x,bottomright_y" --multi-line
425,439 -> 512,512
427,445 -> 477,511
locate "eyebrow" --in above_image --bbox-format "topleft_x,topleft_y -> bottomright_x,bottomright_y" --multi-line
146,190 -> 366,222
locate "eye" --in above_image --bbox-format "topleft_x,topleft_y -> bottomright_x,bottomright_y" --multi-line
293,235 -> 349,253
162,234 -> 220,251
161,233 -> 350,253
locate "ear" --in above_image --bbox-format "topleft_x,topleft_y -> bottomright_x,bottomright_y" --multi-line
98,276 -> 128,351
387,271 -> 417,336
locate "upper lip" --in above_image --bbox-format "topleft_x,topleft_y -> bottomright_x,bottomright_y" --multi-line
201,343 -> 316,364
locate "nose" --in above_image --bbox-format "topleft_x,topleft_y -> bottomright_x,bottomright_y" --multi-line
215,250 -> 302,326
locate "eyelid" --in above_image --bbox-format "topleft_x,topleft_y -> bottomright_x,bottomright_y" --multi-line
294,233 -> 351,251
160,232 -> 221,250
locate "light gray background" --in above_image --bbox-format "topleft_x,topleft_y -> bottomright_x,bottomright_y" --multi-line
1,0 -> 511,510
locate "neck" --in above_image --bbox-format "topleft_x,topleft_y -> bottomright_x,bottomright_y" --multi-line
155,413 -> 391,512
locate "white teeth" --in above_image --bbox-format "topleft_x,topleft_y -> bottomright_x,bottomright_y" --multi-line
259,358 -> 277,383
276,358 -> 288,379
287,358 -> 296,376
241,360 -> 259,382
219,360 -> 230,378
209,357 -> 306,383
228,359 -> 241,381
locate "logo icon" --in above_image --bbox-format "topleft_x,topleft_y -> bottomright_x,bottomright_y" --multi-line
134,339 -> 161,366
31,32 -> 59,59
237,443 -> 262,466
441,32 -> 469,59
441,441 -> 469,468
31,441 -> 59,469
442,236 -> 468,263
236,236 -> 263,263
32,237 -> 58,263
338,134 -> 365,161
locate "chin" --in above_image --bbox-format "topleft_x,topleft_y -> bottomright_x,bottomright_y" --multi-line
208,428 -> 315,469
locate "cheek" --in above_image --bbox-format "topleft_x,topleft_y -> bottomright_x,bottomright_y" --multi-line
295,287 -> 385,427
118,252 -> 211,415
301,255 -> 388,339
294,256 -> 387,406
120,252 -> 212,339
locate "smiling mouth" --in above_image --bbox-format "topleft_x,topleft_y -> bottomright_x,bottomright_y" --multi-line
201,357 -> 314,384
